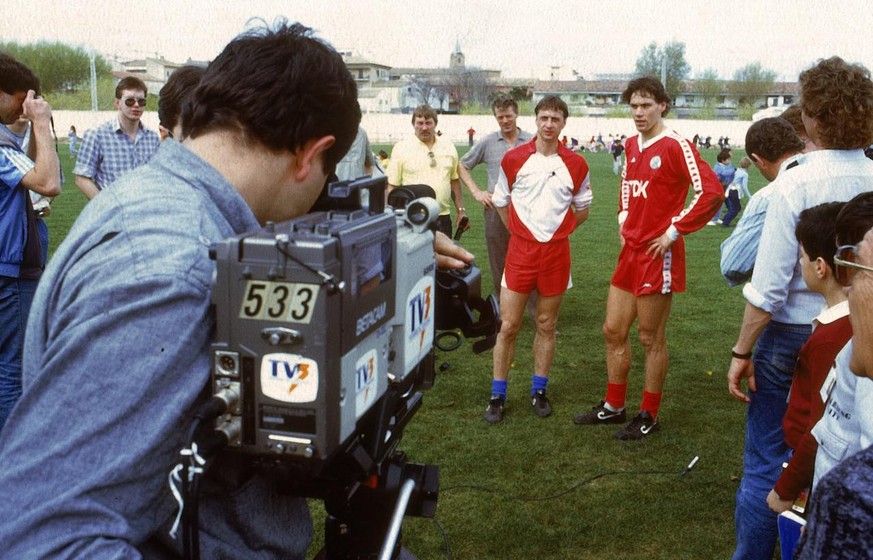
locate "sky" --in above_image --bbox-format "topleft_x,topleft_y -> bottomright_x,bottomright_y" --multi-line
6,0 -> 873,82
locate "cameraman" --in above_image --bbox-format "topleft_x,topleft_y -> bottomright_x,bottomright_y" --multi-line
0,22 -> 469,559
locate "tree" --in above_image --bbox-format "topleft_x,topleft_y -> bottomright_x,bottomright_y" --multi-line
0,41 -> 111,94
695,68 -> 723,102
448,67 -> 491,112
409,75 -> 438,107
634,41 -> 691,100
729,62 -> 777,107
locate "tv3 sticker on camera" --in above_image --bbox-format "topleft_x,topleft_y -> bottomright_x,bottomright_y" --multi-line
355,349 -> 378,417
405,276 -> 434,370
261,353 -> 318,403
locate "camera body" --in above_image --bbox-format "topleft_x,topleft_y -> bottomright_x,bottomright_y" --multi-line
209,176 -> 439,476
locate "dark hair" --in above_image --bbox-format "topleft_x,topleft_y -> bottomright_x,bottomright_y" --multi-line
744,117 -> 804,162
622,76 -> 670,116
799,56 -> 873,149
0,52 -> 40,95
779,104 -> 806,139
491,93 -> 518,115
412,105 -> 438,125
182,20 -> 360,174
836,191 -> 873,246
796,202 -> 845,270
158,66 -> 206,133
115,76 -> 148,98
717,149 -> 732,163
534,95 -> 568,119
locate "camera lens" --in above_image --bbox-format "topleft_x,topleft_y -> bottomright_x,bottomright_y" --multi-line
407,202 -> 429,225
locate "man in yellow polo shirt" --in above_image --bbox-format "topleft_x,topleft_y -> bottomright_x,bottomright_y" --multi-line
387,104 -> 465,237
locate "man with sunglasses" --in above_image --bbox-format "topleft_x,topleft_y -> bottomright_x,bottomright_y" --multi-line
726,57 -> 873,560
74,76 -> 159,199
387,104 -> 464,238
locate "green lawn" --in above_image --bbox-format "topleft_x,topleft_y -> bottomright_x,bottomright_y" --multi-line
47,145 -> 759,560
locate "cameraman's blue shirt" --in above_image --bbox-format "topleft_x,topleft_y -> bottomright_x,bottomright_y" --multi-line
0,140 -> 313,559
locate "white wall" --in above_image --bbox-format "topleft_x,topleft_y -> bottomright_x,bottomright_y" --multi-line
360,113 -> 754,148
54,110 -> 754,149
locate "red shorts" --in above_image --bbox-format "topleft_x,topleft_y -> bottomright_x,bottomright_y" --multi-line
503,236 -> 571,297
611,239 -> 686,296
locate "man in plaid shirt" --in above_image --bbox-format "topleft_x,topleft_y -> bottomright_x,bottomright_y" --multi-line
74,76 -> 159,199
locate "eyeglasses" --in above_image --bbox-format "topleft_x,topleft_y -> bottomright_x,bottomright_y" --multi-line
122,97 -> 147,107
428,151 -> 436,168
834,244 -> 873,286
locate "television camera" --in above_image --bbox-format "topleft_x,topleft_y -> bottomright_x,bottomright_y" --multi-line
197,175 -> 499,559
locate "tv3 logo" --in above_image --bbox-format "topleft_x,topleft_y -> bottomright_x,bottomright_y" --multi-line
355,349 -> 379,415
407,281 -> 433,349
261,353 -> 319,403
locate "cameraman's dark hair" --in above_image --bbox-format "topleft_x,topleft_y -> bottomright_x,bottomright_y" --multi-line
622,76 -> 670,116
796,202 -> 845,270
115,76 -> 148,98
491,93 -> 518,115
534,95 -> 568,119
182,20 -> 360,174
744,117 -> 804,162
0,52 -> 40,95
836,191 -> 873,246
799,56 -> 873,149
158,66 -> 205,133
412,105 -> 438,125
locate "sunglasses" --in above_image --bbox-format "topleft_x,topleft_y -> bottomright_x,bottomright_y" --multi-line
122,97 -> 147,107
834,244 -> 873,287
428,151 -> 436,168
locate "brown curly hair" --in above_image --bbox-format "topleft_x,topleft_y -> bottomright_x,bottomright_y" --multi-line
799,56 -> 873,149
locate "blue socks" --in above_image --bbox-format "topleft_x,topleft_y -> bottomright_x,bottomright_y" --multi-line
492,379 -> 508,399
531,374 -> 549,395
493,376 -> 549,398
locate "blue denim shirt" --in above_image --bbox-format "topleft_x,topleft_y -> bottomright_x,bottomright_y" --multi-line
744,149 -> 873,324
719,155 -> 802,287
0,140 -> 312,559
713,161 -> 735,188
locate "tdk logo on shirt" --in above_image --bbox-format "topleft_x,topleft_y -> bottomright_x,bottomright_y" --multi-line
625,179 -> 650,199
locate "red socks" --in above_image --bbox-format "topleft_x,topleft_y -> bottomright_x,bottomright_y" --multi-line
605,382 -> 627,411
641,390 -> 663,419
606,384 -> 662,418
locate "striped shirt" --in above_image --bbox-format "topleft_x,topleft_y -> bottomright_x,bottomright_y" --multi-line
73,116 -> 159,190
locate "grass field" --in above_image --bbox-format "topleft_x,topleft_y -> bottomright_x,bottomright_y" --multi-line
47,144 -> 761,559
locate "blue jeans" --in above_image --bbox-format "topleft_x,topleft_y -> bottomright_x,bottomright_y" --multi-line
733,321 -> 811,560
722,190 -> 741,227
0,276 -> 38,432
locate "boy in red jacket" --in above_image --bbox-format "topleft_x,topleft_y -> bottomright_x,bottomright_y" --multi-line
767,202 -> 852,512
